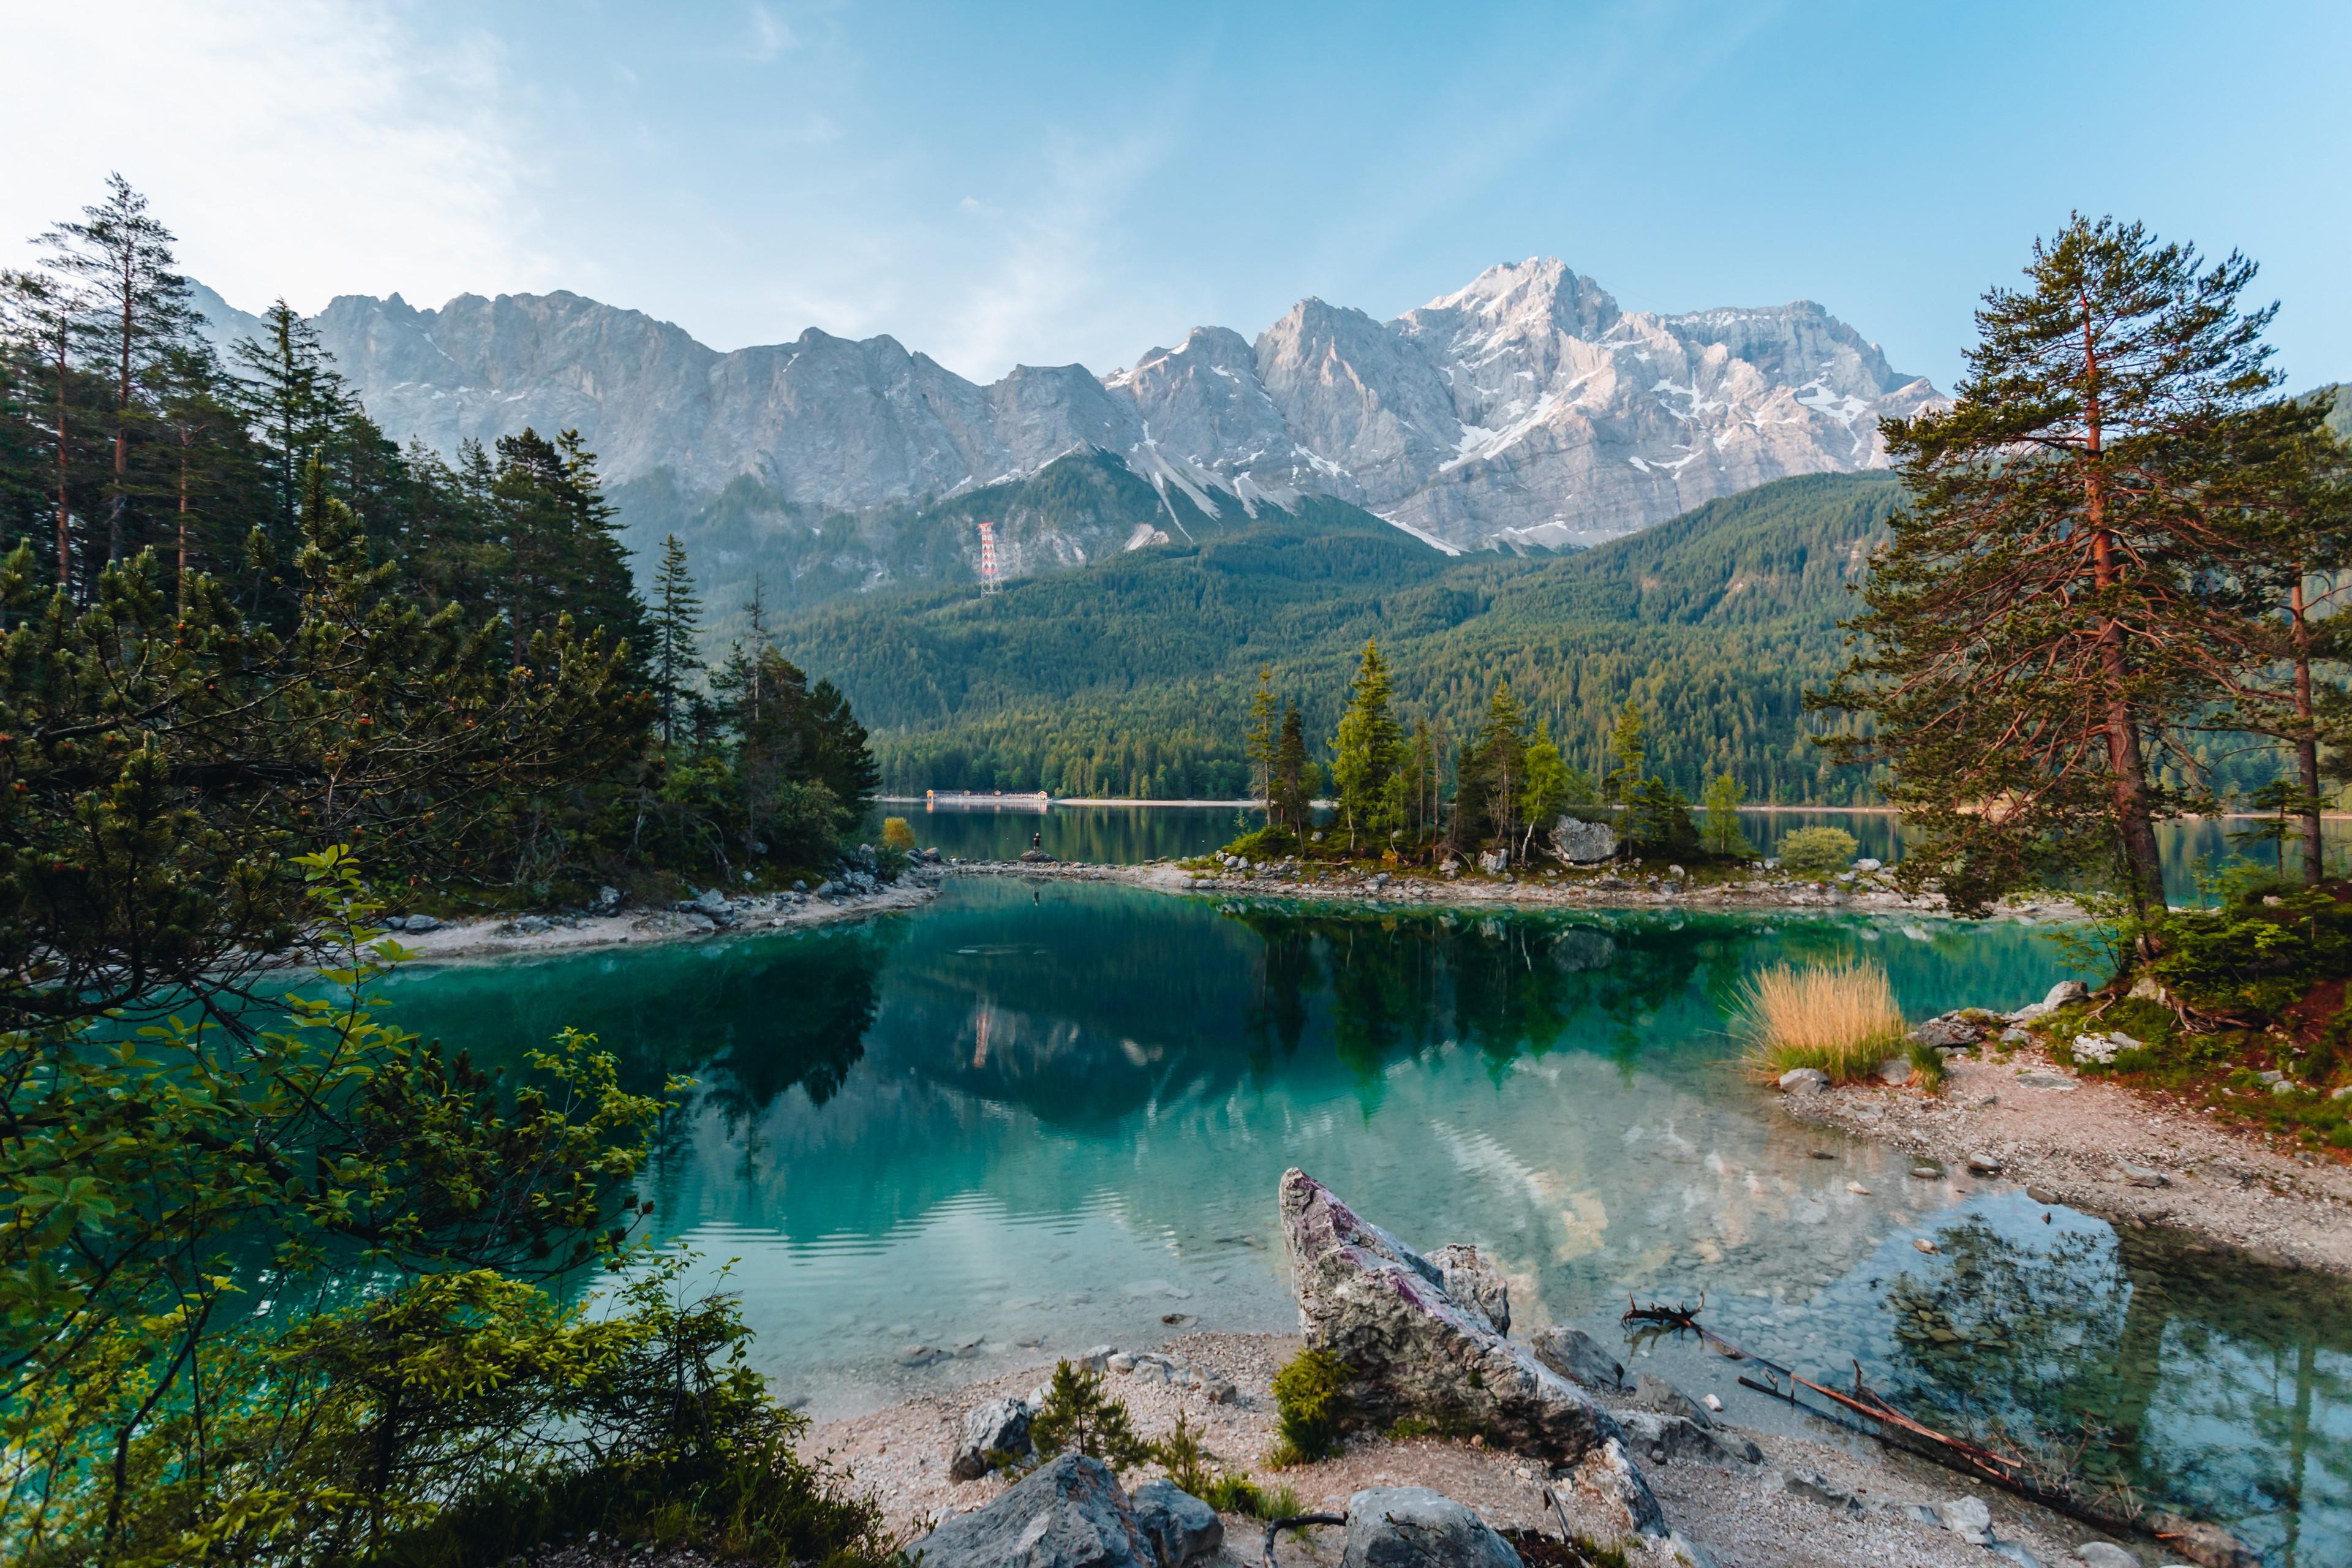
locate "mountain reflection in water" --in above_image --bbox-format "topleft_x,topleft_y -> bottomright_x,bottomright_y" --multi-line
375,879 -> 2343,1566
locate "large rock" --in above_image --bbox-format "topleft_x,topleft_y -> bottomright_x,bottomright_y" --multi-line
1429,1244 -> 1510,1336
1340,1487 -> 1521,1568
1129,1480 -> 1223,1568
1912,1014 -> 1981,1050
1631,1374 -> 1713,1429
1280,1169 -> 1656,1537
948,1395 -> 1033,1482
1529,1326 -> 1623,1391
910,1453 -> 1150,1568
1552,817 -> 1618,863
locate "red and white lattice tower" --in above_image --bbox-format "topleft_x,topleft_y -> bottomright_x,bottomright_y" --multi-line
977,521 -> 1001,595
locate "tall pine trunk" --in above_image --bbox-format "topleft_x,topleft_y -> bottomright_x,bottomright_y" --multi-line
2081,314 -> 2166,918
2291,576 -> 2325,883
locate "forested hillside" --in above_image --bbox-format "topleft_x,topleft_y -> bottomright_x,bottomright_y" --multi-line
775,471 -> 1908,803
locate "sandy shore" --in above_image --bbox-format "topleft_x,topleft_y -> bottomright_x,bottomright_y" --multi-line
382,870 -> 943,962
1780,1047 -> 2352,1276
807,1332 -> 2123,1568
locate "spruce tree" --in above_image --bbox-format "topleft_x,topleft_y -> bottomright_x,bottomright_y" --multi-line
1272,702 -> 1311,837
36,175 -> 199,569
1474,681 -> 1528,853
1700,774 -> 1756,859
1815,216 -> 2288,916
1605,701 -> 1646,806
1243,665 -> 1278,818
650,533 -> 704,746
1329,638 -> 1401,852
231,300 -> 351,568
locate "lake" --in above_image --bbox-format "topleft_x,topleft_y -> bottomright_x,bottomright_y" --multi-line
377,878 -> 2348,1566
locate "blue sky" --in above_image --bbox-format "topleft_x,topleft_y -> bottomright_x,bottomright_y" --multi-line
6,1 -> 2346,391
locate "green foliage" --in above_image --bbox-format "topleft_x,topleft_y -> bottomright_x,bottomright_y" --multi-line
1330,639 -> 1403,850
774,471 -> 1910,804
1199,1475 -> 1304,1521
1906,1034 -> 1948,1091
1620,777 -> 1697,856
1604,702 -> 1646,805
1700,775 -> 1757,859
1269,1347 -> 1354,1463
1777,826 -> 1859,878
2147,886 -> 2352,1019
1028,1360 -> 1152,1472
1151,1410 -> 1218,1498
1221,824 -> 1299,861
879,816 -> 916,851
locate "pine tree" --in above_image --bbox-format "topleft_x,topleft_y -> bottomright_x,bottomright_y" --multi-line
1243,665 -> 1278,818
650,533 -> 704,746
231,300 -> 351,562
36,175 -> 199,568
1329,638 -> 1401,852
1272,703 -> 1311,837
1605,701 -> 1646,806
1474,681 -> 1528,853
1700,774 -> 1756,859
0,269 -> 82,589
1815,216 -> 2287,916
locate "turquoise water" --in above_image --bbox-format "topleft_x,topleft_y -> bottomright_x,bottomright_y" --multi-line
376,881 -> 2346,1565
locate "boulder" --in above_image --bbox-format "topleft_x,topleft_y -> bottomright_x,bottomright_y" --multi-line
1528,1325 -> 1623,1392
1777,1067 -> 1831,1094
2045,981 -> 2089,1008
948,1396 -> 1033,1482
1913,1015 -> 1981,1050
1552,817 -> 1618,864
1877,1058 -> 1914,1085
400,914 -> 440,933
2076,1544 -> 2135,1568
1477,848 -> 1510,875
1428,1243 -> 1510,1336
1631,1374 -> 1713,1428
1340,1487 -> 1520,1568
1279,1169 -> 1657,1536
909,1453 -> 1151,1568
1934,1495 -> 1991,1544
1618,1409 -> 1742,1467
1784,1471 -> 1861,1513
1129,1480 -> 1223,1568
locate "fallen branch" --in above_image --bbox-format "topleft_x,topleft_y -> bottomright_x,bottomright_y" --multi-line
1260,1512 -> 1345,1568
1623,1297 -> 2248,1559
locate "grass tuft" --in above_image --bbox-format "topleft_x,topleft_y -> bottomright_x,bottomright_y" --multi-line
1738,959 -> 1911,1084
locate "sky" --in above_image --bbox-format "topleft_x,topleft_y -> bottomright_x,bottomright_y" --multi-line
4,0 -> 2346,393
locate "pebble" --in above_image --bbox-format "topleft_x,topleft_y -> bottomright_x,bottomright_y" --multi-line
1847,1182 -> 1872,1195
2117,1162 -> 2170,1188
1966,1153 -> 2002,1175
2026,1185 -> 2062,1205
1909,1163 -> 1943,1178
1913,1238 -> 1940,1254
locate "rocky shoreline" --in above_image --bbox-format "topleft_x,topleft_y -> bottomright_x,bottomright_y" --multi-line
1776,1020 -> 2352,1278
945,854 -> 2087,922
806,1170 -> 2218,1568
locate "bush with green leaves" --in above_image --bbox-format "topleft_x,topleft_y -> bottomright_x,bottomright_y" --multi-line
0,851 -> 886,1567
1028,1359 -> 1152,1472
2147,886 -> 2352,1020
1268,1348 -> 1354,1464
1776,826 -> 1859,878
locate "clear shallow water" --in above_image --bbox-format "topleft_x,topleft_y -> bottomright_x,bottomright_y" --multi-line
377,882 -> 2348,1566
889,803 -> 2352,903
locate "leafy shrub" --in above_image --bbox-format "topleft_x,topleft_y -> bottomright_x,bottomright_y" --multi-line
879,816 -> 917,851
1029,1360 -> 1152,1471
1736,960 -> 1910,1083
1221,824 -> 1300,861
1777,826 -> 1858,878
2149,888 -> 2352,1019
1269,1348 -> 1354,1463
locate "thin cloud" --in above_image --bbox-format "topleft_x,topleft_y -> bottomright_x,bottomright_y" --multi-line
0,0 -> 552,317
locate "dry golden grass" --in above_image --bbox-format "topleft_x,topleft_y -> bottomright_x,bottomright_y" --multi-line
1736,959 -> 1912,1083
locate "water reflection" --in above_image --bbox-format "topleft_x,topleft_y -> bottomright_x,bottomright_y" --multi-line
376,881 -> 2335,1564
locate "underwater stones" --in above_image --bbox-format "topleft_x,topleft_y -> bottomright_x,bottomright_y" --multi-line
897,1344 -> 950,1368
1778,1067 -> 1831,1094
1910,1163 -> 1944,1178
1278,1169 -> 1638,1482
1340,1487 -> 1520,1568
1529,1325 -> 1624,1391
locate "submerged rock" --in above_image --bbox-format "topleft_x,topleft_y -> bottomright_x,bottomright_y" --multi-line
1279,1168 -> 1660,1534
1341,1487 -> 1520,1568
910,1453 -> 1150,1568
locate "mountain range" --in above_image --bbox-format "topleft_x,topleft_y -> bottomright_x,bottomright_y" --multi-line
190,258 -> 1940,562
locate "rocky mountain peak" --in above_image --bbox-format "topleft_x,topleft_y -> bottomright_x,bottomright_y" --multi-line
194,258 -> 1940,553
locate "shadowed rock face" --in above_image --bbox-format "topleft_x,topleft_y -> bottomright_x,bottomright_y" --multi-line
910,1453 -> 1152,1568
192,258 -> 1937,554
